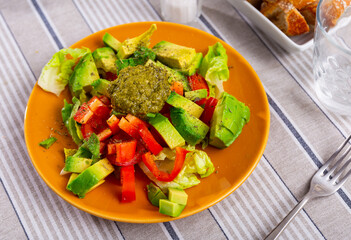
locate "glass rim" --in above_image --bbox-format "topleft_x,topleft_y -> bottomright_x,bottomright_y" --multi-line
316,0 -> 351,55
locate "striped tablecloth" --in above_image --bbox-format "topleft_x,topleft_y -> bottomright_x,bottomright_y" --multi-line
1,0 -> 351,239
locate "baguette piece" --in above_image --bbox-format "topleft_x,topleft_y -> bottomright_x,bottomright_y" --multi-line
260,0 -> 310,36
299,0 -> 318,26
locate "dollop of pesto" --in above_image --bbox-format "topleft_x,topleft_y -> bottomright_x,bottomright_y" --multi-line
108,65 -> 171,118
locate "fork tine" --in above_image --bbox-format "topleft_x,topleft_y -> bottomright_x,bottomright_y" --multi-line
333,158 -> 351,183
319,135 -> 351,173
336,168 -> 351,187
324,146 -> 351,178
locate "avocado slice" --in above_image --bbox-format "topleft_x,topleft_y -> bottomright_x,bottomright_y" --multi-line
159,199 -> 185,217
117,24 -> 157,59
178,52 -> 203,76
184,89 -> 208,101
69,53 -> 99,97
148,113 -> 185,149
67,173 -> 105,194
166,91 -> 204,118
147,183 -> 167,207
153,41 -> 196,69
168,188 -> 188,205
103,33 -> 121,52
209,92 -> 250,149
63,156 -> 93,173
92,47 -> 117,74
170,107 -> 209,146
66,158 -> 114,198
91,78 -> 111,96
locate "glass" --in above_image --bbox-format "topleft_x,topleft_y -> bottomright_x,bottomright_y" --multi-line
313,0 -> 351,115
160,0 -> 203,24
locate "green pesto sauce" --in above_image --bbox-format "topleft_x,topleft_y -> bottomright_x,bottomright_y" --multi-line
108,65 -> 171,118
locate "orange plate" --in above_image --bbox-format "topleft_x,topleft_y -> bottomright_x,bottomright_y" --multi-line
24,22 -> 270,223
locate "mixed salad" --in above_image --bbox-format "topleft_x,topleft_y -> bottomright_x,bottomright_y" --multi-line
38,24 -> 250,217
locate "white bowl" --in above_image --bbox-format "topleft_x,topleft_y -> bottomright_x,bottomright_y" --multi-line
226,0 -> 314,52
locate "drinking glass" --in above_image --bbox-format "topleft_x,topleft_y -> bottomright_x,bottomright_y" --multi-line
313,0 -> 351,115
160,0 -> 203,24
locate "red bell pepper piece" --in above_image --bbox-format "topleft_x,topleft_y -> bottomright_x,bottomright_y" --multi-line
126,114 -> 150,128
107,115 -> 120,134
88,96 -> 110,119
74,102 -> 94,124
99,141 -> 107,155
96,128 -> 112,142
116,140 -> 137,163
142,147 -> 189,182
126,114 -> 163,155
200,97 -> 219,125
170,81 -> 184,96
118,117 -> 141,140
188,73 -> 210,106
81,122 -> 95,139
98,95 -> 111,106
138,126 -> 163,155
120,165 -> 136,202
108,142 -> 146,166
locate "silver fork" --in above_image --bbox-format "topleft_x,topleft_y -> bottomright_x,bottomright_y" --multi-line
265,135 -> 351,240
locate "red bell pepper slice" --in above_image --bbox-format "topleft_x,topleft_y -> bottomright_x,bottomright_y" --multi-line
188,73 -> 210,106
98,95 -> 111,106
88,96 -> 110,119
81,122 -> 95,139
109,142 -> 146,166
120,165 -> 136,202
116,140 -> 137,163
118,117 -> 141,140
170,81 -> 184,96
142,147 -> 189,182
126,114 -> 149,128
74,103 -> 94,124
99,141 -> 107,155
126,114 -> 163,155
138,126 -> 163,155
200,97 -> 219,125
107,115 -> 120,134
96,128 -> 112,142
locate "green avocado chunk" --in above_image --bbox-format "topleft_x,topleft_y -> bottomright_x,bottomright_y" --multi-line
103,33 -> 121,52
148,113 -> 185,149
39,137 -> 57,149
117,24 -> 157,59
91,79 -> 111,96
170,107 -> 209,146
168,188 -> 188,205
184,89 -> 208,101
178,52 -> 203,76
159,199 -> 185,217
66,158 -> 114,198
68,53 -> 99,97
153,41 -> 196,69
63,156 -> 92,173
92,47 -> 117,74
209,92 -> 250,149
166,91 -> 204,118
147,183 -> 167,207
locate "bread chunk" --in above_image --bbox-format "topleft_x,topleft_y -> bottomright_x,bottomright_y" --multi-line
260,0 -> 310,36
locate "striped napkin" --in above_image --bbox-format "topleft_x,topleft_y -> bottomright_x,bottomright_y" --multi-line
1,0 -> 350,239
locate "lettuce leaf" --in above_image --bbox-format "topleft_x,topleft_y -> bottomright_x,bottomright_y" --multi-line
61,97 -> 83,145
38,48 -> 90,96
198,42 -> 229,98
